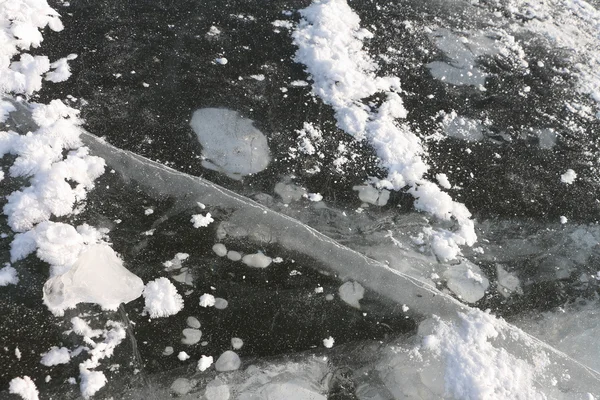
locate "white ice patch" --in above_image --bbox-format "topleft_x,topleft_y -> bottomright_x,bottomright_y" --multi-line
45,54 -> 76,83
0,265 -> 18,286
338,281 -> 364,309
215,350 -> 241,372
9,376 -> 39,400
443,262 -> 489,303
181,328 -> 202,345
190,108 -> 270,180
40,346 -> 70,366
293,0 -> 476,260
242,252 -> 272,268
213,243 -> 228,257
353,185 -> 390,206
143,277 -> 184,318
42,244 -> 144,316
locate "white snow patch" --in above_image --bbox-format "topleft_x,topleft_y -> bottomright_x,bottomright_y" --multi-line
40,346 -> 70,366
436,173 -> 452,189
0,265 -> 18,286
79,368 -> 106,399
143,277 -> 184,318
9,376 -> 39,400
177,351 -> 190,361
199,293 -> 216,307
561,169 -> 577,184
323,336 -> 334,348
191,212 -> 214,228
197,355 -> 214,372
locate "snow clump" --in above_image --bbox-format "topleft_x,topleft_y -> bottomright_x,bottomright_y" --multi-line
143,277 -> 184,318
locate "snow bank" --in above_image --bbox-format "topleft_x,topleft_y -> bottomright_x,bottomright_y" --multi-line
143,277 -> 184,318
293,0 -> 475,260
9,376 -> 39,400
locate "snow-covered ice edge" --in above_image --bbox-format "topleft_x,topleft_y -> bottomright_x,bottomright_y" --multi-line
292,0 -> 476,261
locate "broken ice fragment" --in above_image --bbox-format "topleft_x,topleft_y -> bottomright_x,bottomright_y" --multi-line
443,262 -> 489,303
190,108 -> 270,180
215,350 -> 241,372
42,244 -> 144,316
338,281 -> 364,309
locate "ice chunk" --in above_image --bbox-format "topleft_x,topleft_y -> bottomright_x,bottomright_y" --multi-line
205,377 -> 230,400
177,351 -> 190,361
242,253 -> 272,268
0,265 -> 19,286
561,169 -> 577,184
162,346 -> 174,356
190,108 -> 270,180
231,337 -> 244,350
198,355 -> 214,371
187,316 -> 201,329
215,351 -> 241,372
214,298 -> 229,309
213,243 -> 227,257
42,244 -> 144,316
170,378 -> 193,395
338,281 -> 364,309
181,328 -> 202,345
353,185 -> 390,206
40,346 -> 70,366
9,376 -> 39,400
443,262 -> 489,303
496,264 -> 522,297
143,277 -> 184,318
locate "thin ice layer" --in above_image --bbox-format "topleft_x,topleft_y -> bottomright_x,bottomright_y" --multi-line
79,131 -> 600,394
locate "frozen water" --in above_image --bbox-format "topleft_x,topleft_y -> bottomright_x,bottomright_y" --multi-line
181,328 -> 202,345
338,281 -> 365,309
442,262 -> 489,303
190,108 -> 270,180
187,316 -> 201,329
42,244 -> 144,315
215,351 -> 241,372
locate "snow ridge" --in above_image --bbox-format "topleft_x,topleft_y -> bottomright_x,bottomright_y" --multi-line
293,0 -> 476,260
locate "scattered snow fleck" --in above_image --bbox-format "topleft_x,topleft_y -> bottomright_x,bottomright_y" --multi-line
436,173 -> 452,189
143,277 -> 184,318
306,192 -> 323,202
323,336 -> 334,348
9,376 -> 39,400
191,212 -> 214,228
561,169 -> 577,184
177,351 -> 190,361
272,20 -> 294,29
79,368 -> 106,399
199,293 -> 216,307
215,57 -> 228,65
15,347 -> 21,360
314,286 -> 324,294
207,26 -> 221,36
215,350 -> 241,371
250,74 -> 265,81
40,346 -> 70,366
144,208 -> 154,216
560,216 -> 568,224
402,304 -> 410,313
162,346 -> 174,356
197,355 -> 214,372
0,265 -> 18,286
71,317 -> 102,338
